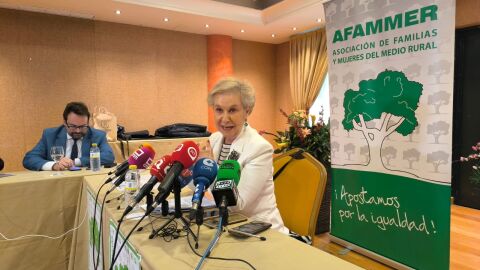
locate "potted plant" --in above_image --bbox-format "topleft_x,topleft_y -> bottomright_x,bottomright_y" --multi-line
261,108 -> 331,233
460,141 -> 480,185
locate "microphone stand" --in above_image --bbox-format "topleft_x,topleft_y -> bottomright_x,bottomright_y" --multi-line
136,199 -> 169,232
194,207 -> 204,249
148,177 -> 198,241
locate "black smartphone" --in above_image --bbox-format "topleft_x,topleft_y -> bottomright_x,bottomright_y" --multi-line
228,220 -> 272,237
203,213 -> 248,229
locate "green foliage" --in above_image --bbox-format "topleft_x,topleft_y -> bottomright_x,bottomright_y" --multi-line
89,217 -> 100,251
260,109 -> 331,166
342,70 -> 423,136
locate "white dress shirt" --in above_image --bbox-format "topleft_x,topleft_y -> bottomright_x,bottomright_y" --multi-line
42,134 -> 83,170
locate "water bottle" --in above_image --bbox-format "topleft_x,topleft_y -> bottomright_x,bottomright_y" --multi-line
90,143 -> 101,171
123,165 -> 140,210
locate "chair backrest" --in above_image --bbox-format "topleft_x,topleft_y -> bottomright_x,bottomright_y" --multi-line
273,148 -> 327,238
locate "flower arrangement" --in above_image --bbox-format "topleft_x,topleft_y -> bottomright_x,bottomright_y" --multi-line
260,108 -> 331,166
460,142 -> 480,184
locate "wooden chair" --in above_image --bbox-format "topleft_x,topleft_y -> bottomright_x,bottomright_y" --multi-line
273,148 -> 328,245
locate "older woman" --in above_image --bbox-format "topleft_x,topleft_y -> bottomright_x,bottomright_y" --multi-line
207,77 -> 288,234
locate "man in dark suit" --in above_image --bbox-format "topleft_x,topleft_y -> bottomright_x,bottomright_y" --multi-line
23,102 -> 115,171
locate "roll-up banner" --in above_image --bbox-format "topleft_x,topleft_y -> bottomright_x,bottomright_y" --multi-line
323,1 -> 455,269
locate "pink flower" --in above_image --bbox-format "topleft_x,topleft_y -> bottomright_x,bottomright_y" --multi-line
301,128 -> 311,137
472,146 -> 478,151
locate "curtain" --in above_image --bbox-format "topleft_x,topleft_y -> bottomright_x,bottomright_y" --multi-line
289,28 -> 328,113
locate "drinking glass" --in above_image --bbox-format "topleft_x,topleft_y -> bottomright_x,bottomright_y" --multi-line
50,146 -> 65,175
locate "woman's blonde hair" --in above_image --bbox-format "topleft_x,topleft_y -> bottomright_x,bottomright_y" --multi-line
207,77 -> 255,114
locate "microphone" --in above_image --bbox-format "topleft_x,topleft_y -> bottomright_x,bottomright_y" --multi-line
143,141 -> 199,217
0,158 -> 3,171
211,160 -> 241,217
104,144 -> 155,184
143,166 -> 194,217
189,158 -> 218,220
106,145 -> 156,193
178,166 -> 194,189
121,155 -> 172,218
155,141 -> 199,202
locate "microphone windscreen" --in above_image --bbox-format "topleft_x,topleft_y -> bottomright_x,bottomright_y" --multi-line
128,144 -> 156,169
179,167 -> 194,188
150,155 -> 172,180
171,140 -> 199,168
217,160 -> 241,185
192,158 -> 218,186
0,158 -> 4,171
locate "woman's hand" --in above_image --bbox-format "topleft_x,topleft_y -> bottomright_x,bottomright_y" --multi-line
198,140 -> 214,160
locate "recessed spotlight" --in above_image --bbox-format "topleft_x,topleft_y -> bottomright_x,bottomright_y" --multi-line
317,18 -> 322,23
292,27 -> 297,31
115,10 -> 121,15
205,24 -> 209,28
164,17 -> 169,22
271,34 -> 275,38
241,29 -> 245,33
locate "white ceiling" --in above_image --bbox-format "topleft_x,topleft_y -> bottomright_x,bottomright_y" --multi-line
0,0 -> 326,44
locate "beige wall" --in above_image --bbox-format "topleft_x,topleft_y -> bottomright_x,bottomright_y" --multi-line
0,8 -> 289,172
456,0 -> 480,28
233,39 -> 276,136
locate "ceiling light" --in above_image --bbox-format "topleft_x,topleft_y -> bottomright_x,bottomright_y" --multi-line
317,18 -> 322,23
241,29 -> 245,33
271,34 -> 275,38
292,27 -> 297,31
205,24 -> 209,28
115,10 -> 121,15
164,17 -> 169,22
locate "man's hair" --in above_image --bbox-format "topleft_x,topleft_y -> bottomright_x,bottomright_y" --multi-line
63,102 -> 90,121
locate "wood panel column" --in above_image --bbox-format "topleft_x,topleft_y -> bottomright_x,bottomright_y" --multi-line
207,35 -> 233,132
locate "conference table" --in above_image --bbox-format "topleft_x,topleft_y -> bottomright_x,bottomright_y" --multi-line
0,169 -> 108,270
0,169 -> 362,270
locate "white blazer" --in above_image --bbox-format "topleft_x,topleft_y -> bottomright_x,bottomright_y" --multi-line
210,125 -> 288,234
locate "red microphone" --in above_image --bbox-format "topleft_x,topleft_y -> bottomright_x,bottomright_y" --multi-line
156,141 -> 199,202
122,155 -> 172,217
150,154 -> 172,179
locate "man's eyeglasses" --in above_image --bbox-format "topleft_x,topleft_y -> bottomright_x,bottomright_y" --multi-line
65,123 -> 89,130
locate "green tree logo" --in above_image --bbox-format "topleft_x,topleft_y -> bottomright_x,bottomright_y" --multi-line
342,70 -> 423,169
89,217 -> 100,251
114,264 -> 129,270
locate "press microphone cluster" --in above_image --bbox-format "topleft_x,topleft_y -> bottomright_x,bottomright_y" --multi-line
124,140 -> 199,218
154,141 -> 199,205
121,154 -> 172,218
104,144 -> 156,186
